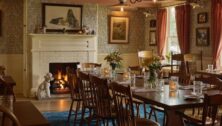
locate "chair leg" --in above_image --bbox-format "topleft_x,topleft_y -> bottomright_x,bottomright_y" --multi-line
112,119 -> 116,126
80,107 -> 85,126
148,109 -> 153,119
73,100 -> 81,126
67,100 -> 74,123
163,113 -> 166,126
153,110 -> 158,122
87,108 -> 92,126
143,104 -> 147,118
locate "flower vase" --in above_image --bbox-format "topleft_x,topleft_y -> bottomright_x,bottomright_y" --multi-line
148,70 -> 158,89
110,63 -> 117,80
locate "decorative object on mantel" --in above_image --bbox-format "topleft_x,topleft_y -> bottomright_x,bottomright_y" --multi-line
104,50 -> 123,71
196,27 -> 209,46
197,12 -> 208,24
109,16 -> 129,44
42,3 -> 82,33
36,73 -> 54,100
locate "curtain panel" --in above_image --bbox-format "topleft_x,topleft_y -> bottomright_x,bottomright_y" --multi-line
157,9 -> 167,57
175,4 -> 190,54
212,0 -> 222,68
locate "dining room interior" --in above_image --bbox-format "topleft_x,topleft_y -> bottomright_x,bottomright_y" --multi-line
1,0 -> 222,126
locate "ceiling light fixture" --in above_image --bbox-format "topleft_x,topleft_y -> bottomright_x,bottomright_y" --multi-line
143,8 -> 157,17
190,0 -> 205,9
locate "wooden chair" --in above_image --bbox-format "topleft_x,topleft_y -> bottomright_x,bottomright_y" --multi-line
177,92 -> 222,126
111,82 -> 160,126
78,71 -> 96,126
184,51 -> 203,75
89,75 -> 116,126
170,53 -> 185,74
128,66 -> 143,75
66,67 -> 82,125
0,105 -> 21,126
138,50 -> 153,69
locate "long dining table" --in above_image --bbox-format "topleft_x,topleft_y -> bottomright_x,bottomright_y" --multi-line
132,83 -> 220,126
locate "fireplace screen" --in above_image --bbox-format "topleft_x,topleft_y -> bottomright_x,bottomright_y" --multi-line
49,62 -> 79,94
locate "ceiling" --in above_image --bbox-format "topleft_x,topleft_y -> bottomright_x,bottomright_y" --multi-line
70,0 -> 187,8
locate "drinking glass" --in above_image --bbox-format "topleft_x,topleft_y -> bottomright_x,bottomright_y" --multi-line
143,72 -> 150,88
193,81 -> 203,96
130,73 -> 136,87
208,64 -> 214,72
157,79 -> 165,91
169,76 -> 179,91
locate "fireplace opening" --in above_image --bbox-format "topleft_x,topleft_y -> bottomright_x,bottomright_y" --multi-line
49,62 -> 79,94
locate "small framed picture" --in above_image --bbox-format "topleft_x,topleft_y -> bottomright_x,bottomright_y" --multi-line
149,30 -> 156,46
109,16 -> 129,44
196,27 -> 209,46
150,19 -> 156,28
197,12 -> 208,24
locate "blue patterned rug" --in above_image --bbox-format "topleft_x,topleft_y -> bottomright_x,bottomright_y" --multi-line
42,106 -> 164,126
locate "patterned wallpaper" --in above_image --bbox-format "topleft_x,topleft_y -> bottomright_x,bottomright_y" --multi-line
145,1 -> 212,57
98,6 -> 145,53
27,0 -> 145,53
0,0 -> 23,54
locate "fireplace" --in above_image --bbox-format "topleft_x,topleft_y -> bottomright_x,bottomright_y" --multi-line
49,62 -> 79,94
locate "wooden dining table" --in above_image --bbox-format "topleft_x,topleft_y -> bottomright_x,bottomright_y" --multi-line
132,84 -> 220,126
196,70 -> 222,78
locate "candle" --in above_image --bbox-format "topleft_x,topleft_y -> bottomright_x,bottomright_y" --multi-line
103,68 -> 109,77
169,80 -> 177,91
123,72 -> 129,81
169,91 -> 176,97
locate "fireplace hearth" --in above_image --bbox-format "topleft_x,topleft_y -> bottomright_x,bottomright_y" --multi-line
49,62 -> 79,94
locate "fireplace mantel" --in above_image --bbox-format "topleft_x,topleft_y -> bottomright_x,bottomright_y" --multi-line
25,34 -> 98,97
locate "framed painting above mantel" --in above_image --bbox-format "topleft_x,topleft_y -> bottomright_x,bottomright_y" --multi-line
109,16 -> 129,44
42,3 -> 82,33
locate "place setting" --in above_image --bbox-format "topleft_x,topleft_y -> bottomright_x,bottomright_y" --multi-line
183,81 -> 204,100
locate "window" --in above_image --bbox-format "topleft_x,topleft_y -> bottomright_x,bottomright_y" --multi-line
165,7 -> 180,56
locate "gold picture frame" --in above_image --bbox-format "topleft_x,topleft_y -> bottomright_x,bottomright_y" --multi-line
109,16 -> 129,44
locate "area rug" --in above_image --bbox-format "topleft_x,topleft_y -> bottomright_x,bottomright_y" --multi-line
42,106 -> 164,126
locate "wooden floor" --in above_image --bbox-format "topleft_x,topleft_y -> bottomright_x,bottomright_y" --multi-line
16,95 -> 72,112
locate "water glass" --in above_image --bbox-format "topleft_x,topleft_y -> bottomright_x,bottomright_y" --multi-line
130,73 -> 136,87
169,76 -> 178,91
193,81 -> 203,96
208,64 -> 214,72
157,79 -> 165,91
143,72 -> 150,88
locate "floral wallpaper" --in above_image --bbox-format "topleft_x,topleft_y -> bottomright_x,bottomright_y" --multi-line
0,0 -> 23,54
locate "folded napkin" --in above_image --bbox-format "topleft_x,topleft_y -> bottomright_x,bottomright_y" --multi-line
179,85 -> 193,90
116,81 -> 130,85
133,88 -> 157,93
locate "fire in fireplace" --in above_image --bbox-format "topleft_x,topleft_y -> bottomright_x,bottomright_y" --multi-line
49,62 -> 79,94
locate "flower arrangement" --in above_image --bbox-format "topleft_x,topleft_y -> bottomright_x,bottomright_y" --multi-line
104,50 -> 123,70
148,56 -> 162,83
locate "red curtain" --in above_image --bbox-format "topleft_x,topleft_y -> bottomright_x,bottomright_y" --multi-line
212,0 -> 222,68
175,5 -> 190,54
157,9 -> 167,57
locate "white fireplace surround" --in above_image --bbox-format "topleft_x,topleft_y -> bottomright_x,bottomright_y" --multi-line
26,34 -> 97,97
